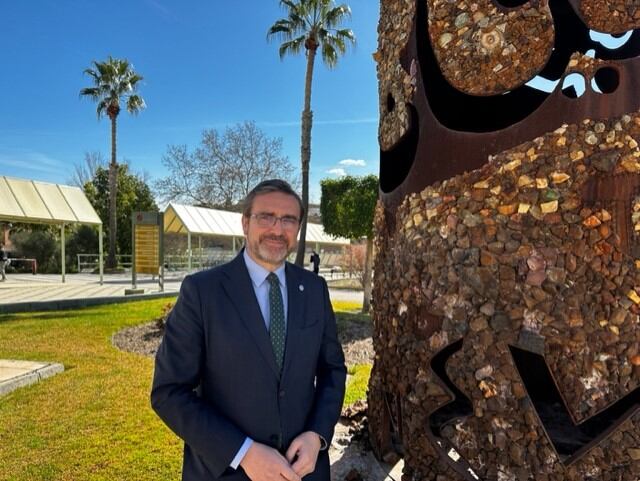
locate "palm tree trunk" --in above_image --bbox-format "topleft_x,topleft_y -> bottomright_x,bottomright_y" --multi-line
295,45 -> 317,267
107,115 -> 118,269
362,236 -> 374,313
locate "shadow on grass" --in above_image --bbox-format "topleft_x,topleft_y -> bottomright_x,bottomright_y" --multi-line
0,307 -> 121,324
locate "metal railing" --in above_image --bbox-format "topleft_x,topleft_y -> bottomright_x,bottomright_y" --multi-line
77,254 -> 132,273
77,251 -> 236,273
76,249 -> 345,274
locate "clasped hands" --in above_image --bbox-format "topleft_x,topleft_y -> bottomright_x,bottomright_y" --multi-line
240,431 -> 321,481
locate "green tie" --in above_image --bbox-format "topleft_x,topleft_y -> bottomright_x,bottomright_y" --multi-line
267,272 -> 286,372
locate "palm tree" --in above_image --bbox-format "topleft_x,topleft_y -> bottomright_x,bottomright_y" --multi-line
80,56 -> 145,269
268,0 -> 355,266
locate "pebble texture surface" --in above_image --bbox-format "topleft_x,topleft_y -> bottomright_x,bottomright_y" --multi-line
370,114 -> 640,480
370,1 -> 640,479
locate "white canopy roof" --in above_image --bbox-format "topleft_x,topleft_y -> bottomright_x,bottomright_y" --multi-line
0,176 -> 102,225
164,203 -> 350,246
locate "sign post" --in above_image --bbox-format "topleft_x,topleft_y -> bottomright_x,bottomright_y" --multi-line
131,212 -> 164,293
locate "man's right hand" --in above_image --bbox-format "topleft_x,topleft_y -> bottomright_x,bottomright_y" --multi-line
240,442 -> 301,481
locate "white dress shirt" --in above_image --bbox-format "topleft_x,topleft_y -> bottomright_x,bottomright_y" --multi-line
230,250 -> 288,469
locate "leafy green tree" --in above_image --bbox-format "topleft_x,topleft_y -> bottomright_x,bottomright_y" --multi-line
10,227 -> 59,273
320,174 -> 377,312
65,225 -> 99,272
268,0 -> 355,266
84,164 -> 157,262
80,56 -> 145,268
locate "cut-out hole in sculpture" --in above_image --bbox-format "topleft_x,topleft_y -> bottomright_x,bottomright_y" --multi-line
590,30 -> 634,50
427,339 -> 480,481
526,75 -> 561,93
415,0 -> 640,133
429,339 -> 473,436
561,73 -> 586,98
592,66 -> 620,94
540,2 -> 640,79
380,103 -> 419,193
386,92 -> 396,113
509,345 -> 640,465
492,0 -> 529,8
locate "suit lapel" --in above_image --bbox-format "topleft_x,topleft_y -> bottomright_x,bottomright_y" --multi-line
282,263 -> 306,380
221,252 -> 280,378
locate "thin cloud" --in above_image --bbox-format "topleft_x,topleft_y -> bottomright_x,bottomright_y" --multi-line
339,159 -> 366,167
326,168 -> 347,177
0,151 -> 64,175
144,0 -> 172,17
155,117 -> 379,132
260,117 -> 378,128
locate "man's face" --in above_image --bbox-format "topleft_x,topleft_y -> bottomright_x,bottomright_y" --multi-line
242,191 -> 301,270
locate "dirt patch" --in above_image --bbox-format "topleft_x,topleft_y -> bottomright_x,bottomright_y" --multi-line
113,316 -> 374,367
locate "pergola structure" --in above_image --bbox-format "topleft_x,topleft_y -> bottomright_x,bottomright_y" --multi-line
0,176 -> 103,283
163,203 -> 350,270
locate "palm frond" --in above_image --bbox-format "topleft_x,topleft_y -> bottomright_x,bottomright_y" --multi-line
269,0 -> 354,64
80,56 -> 145,120
335,28 -> 355,41
96,99 -> 109,119
126,95 -> 146,114
280,0 -> 300,12
278,35 -> 306,59
323,30 -> 348,53
79,87 -> 101,100
267,19 -> 296,40
324,4 -> 351,29
321,41 -> 338,68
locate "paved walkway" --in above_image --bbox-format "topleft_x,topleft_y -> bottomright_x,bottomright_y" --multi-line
0,359 -> 64,397
0,273 -> 181,313
0,272 -> 363,313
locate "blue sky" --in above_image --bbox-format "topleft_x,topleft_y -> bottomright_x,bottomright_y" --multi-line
0,0 -> 380,203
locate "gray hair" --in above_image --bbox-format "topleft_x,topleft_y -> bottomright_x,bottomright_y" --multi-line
242,179 -> 304,220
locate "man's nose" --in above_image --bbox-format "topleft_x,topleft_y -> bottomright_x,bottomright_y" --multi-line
270,218 -> 285,233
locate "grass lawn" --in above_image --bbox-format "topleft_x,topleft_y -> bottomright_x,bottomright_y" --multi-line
0,297 -> 371,481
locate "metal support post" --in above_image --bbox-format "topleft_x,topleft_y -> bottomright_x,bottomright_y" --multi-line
61,223 -> 66,283
187,231 -> 192,272
99,224 -> 104,285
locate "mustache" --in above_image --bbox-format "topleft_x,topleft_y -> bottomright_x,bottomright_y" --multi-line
260,234 -> 288,243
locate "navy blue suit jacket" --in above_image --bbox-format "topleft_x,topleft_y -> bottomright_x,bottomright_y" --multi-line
151,252 -> 347,480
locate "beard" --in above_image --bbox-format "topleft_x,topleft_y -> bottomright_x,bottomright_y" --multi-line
250,233 -> 296,267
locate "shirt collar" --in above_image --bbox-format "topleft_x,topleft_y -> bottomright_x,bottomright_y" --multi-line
243,249 -> 286,288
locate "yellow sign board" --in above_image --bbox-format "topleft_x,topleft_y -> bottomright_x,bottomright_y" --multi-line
134,224 -> 160,275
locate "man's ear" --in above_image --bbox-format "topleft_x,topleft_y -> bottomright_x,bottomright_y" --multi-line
242,215 -> 249,236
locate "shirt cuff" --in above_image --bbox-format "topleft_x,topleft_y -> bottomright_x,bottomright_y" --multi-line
230,437 -> 253,469
317,433 -> 328,451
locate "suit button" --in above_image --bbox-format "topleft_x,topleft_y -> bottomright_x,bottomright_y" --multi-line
279,390 -> 285,398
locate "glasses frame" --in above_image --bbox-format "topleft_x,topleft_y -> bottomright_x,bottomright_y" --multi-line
249,213 -> 300,230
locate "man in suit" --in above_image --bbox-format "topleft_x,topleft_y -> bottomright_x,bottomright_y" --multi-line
151,179 -> 346,481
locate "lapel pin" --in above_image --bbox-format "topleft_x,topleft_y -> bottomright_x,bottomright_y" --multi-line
299,284 -> 304,292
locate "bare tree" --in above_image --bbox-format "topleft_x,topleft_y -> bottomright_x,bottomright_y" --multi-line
70,151 -> 107,187
155,121 -> 299,208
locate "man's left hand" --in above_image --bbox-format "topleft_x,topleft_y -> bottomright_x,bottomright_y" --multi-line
285,431 -> 322,477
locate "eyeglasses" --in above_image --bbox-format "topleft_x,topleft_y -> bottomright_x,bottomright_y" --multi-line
249,213 -> 300,230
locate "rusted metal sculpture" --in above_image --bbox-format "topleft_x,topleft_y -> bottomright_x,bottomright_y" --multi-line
369,1 -> 640,479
